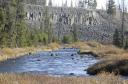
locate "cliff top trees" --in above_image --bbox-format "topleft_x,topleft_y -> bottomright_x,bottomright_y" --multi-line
93,0 -> 97,9
107,0 -> 116,15
48,0 -> 52,7
78,0 -> 97,9
112,0 -> 127,49
88,0 -> 97,9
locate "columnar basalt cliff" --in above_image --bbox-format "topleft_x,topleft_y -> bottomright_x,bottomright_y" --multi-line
1,0 -> 127,43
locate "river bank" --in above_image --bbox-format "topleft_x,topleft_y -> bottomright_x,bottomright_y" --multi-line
0,41 -> 128,80
68,41 -> 128,59
1,41 -> 128,76
1,41 -> 127,62
67,41 -> 128,76
0,73 -> 127,84
0,43 -> 61,62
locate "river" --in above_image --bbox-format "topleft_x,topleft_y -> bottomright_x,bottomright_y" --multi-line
0,48 -> 98,76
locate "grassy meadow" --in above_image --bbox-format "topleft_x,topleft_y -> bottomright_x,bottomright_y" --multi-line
0,73 -> 127,84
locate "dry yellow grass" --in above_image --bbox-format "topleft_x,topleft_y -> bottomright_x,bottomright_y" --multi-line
0,73 -> 127,84
0,47 -> 40,61
41,43 -> 61,51
0,43 -> 61,62
68,41 -> 128,60
0,42 -> 128,84
0,41 -> 126,62
68,41 -> 128,75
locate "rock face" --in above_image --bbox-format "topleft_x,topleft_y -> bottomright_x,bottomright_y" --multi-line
23,0 -> 46,5
1,0 -> 127,43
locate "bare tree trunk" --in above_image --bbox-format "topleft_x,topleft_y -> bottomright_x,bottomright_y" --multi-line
121,0 -> 125,48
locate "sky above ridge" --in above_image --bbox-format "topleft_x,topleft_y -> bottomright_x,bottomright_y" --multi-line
46,0 -> 128,9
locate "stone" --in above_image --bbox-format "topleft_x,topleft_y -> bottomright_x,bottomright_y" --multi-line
69,73 -> 74,75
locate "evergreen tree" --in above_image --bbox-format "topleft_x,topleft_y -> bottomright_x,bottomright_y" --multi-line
6,0 -> 17,47
0,1 -> 17,48
0,0 -> 49,48
44,7 -> 52,44
15,0 -> 29,47
113,29 -> 122,47
93,0 -> 97,9
48,0 -> 52,7
107,0 -> 116,15
88,0 -> 97,9
0,8 -> 5,30
0,8 -> 6,47
72,23 -> 78,42
125,39 -> 128,49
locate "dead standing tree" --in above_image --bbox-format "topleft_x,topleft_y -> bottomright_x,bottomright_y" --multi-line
121,0 -> 125,48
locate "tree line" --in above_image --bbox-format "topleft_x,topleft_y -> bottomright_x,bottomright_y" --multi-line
0,0 -> 78,48
1,0 -> 127,49
0,0 -> 50,48
107,0 -> 128,49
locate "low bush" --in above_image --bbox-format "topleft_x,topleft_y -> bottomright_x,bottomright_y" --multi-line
87,59 -> 128,76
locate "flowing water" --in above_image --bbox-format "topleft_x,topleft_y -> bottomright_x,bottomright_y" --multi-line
0,48 -> 98,76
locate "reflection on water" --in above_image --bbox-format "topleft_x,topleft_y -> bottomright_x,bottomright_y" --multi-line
0,48 -> 98,76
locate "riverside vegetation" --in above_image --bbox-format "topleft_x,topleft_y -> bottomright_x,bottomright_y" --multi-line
0,43 -> 61,61
0,0 -> 128,84
0,73 -> 128,84
68,41 -> 128,76
0,41 -> 127,84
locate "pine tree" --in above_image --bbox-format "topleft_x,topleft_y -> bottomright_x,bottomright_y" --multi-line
72,23 -> 78,42
0,8 -> 6,47
15,0 -> 29,47
88,0 -> 97,9
0,8 -> 5,30
107,0 -> 116,15
7,0 -> 17,47
125,39 -> 128,49
93,0 -> 97,9
0,1 -> 17,48
48,0 -> 52,7
113,29 -> 122,47
44,7 -> 52,44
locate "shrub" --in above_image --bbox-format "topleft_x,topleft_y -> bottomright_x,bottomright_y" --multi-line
62,35 -> 73,44
87,59 -> 128,76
